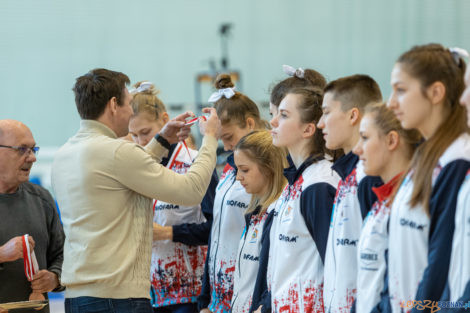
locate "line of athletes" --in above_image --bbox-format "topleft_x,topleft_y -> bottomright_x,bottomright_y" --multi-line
124,43 -> 470,313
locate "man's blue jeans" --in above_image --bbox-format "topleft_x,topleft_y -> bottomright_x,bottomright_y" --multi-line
65,297 -> 153,313
153,303 -> 198,313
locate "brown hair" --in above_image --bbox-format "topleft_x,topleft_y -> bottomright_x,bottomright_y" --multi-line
397,43 -> 468,213
270,68 -> 327,108
213,74 -> 266,129
130,81 -> 167,120
324,74 -> 382,112
365,102 -> 422,159
73,68 -> 130,120
235,130 -> 288,215
287,87 -> 343,160
365,102 -> 423,204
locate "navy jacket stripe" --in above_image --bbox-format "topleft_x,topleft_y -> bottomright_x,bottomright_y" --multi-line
412,160 -> 470,313
249,209 -> 275,313
358,176 -> 383,220
300,183 -> 336,264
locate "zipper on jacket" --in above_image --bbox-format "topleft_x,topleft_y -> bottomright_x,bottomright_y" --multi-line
237,223 -> 250,278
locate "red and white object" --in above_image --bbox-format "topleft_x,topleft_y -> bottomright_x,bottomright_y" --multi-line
22,234 -> 39,281
184,116 -> 207,126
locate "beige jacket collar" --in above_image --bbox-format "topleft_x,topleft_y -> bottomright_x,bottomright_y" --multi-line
79,120 -> 117,139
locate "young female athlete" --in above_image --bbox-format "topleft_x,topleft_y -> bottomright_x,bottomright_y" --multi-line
230,130 -> 287,313
198,74 -> 267,313
386,44 -> 470,312
259,87 -> 340,313
352,103 -> 421,313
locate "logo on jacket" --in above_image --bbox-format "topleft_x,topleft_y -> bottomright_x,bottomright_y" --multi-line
336,238 -> 358,246
226,200 -> 248,209
155,204 -> 180,211
359,248 -> 379,269
279,233 -> 299,243
400,218 -> 427,231
281,206 -> 294,223
250,228 -> 259,243
361,252 -> 378,261
243,253 -> 259,262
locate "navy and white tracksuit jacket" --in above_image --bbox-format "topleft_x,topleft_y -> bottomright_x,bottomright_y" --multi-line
150,142 -> 218,307
198,154 -> 251,313
448,169 -> 470,299
266,156 -> 340,313
231,202 -> 279,313
441,168 -> 470,312
323,152 -> 383,313
355,174 -> 401,313
387,133 -> 470,313
249,156 -> 295,313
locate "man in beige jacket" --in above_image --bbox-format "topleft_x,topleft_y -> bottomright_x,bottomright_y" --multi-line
51,68 -> 219,313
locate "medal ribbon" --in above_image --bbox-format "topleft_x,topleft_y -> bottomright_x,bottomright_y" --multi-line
153,142 -> 193,212
22,234 -> 39,281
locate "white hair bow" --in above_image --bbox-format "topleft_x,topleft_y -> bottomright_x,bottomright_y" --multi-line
449,47 -> 469,64
208,88 -> 235,103
283,64 -> 305,79
129,81 -> 153,94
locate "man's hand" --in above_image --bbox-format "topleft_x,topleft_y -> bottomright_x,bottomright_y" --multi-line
159,111 -> 194,144
199,108 -> 219,138
29,291 -> 45,301
153,223 -> 173,241
0,307 -> 8,313
254,305 -> 263,313
31,270 -> 59,293
0,236 -> 34,263
200,308 -> 212,313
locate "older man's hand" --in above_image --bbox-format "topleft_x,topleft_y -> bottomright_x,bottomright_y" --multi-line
159,111 -> 194,144
0,236 -> 35,263
31,270 -> 60,293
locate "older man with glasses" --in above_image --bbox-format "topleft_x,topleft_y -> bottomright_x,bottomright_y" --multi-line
0,119 -> 64,313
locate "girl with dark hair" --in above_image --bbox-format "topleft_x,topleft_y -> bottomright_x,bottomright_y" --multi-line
198,74 -> 267,313
386,44 -> 470,312
442,56 -> 470,312
269,65 -> 327,117
257,87 -> 340,313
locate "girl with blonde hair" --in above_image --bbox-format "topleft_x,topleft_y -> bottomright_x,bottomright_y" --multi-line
230,130 -> 287,313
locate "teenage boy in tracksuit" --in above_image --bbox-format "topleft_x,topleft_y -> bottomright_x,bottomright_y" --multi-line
317,75 -> 384,313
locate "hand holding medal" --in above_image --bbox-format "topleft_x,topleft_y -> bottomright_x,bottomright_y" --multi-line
197,108 -> 219,138
22,235 -> 46,305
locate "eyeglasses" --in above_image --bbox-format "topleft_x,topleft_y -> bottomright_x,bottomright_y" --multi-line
0,145 -> 40,156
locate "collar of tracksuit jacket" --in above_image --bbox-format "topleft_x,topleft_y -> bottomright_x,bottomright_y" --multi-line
332,151 -> 359,181
283,155 -> 325,185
